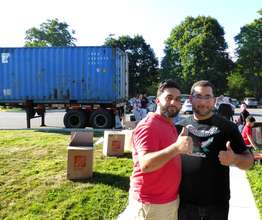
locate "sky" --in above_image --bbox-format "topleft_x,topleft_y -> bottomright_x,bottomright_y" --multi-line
0,0 -> 261,61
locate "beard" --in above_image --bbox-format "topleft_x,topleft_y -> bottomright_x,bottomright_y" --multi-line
192,106 -> 213,117
160,105 -> 180,118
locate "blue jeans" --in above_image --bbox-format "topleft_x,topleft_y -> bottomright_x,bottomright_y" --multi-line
178,202 -> 229,220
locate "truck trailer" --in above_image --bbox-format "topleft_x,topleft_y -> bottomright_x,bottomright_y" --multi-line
0,46 -> 128,129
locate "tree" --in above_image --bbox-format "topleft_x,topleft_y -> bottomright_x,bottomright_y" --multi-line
227,70 -> 248,99
234,9 -> 262,98
162,16 -> 233,94
105,35 -> 159,96
25,18 -> 76,47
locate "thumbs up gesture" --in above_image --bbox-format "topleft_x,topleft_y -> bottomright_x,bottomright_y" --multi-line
218,141 -> 236,166
175,127 -> 193,154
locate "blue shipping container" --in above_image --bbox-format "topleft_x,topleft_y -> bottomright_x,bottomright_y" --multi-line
0,46 -> 128,104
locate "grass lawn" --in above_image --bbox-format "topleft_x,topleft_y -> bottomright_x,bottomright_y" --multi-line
246,158 -> 262,217
0,130 -> 133,220
0,130 -> 261,219
0,107 -> 23,112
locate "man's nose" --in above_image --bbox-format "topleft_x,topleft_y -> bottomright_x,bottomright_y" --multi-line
170,99 -> 180,105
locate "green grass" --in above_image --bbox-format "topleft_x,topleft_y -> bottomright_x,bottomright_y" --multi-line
1,130 -> 261,219
0,107 -> 23,112
247,161 -> 262,217
0,130 -> 133,220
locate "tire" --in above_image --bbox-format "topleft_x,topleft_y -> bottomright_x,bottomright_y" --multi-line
63,110 -> 87,128
89,109 -> 113,129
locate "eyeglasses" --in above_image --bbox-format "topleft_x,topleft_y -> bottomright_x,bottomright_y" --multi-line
192,94 -> 214,100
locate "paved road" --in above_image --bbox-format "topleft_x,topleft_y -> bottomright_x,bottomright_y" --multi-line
0,108 -> 262,129
0,110 -> 65,129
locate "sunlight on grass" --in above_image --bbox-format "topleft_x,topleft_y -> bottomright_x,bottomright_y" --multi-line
0,130 -> 132,219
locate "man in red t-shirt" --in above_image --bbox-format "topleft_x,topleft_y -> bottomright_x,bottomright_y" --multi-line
118,80 -> 193,220
241,116 -> 257,150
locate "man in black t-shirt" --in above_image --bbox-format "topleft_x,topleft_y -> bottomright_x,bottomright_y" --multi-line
178,80 -> 254,220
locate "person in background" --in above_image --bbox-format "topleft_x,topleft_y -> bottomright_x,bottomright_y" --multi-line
132,94 -> 143,122
241,116 -> 257,150
178,80 -> 254,220
140,93 -> 149,119
217,102 -> 234,121
236,103 -> 250,132
118,79 -> 193,220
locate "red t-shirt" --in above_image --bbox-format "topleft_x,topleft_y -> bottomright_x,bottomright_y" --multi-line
130,113 -> 181,204
241,124 -> 252,145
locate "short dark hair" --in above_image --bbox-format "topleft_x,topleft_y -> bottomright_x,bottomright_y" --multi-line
190,80 -> 215,95
157,79 -> 180,97
246,116 -> 256,123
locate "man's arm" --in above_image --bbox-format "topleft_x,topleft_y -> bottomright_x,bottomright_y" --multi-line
138,127 -> 192,173
247,134 -> 257,149
218,141 -> 254,170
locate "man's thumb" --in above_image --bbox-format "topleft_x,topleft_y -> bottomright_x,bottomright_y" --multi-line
226,141 -> 232,151
179,127 -> 188,136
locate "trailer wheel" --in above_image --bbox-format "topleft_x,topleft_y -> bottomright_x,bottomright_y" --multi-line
63,110 -> 87,128
90,109 -> 113,129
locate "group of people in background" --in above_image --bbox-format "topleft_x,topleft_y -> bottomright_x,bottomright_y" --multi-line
118,79 -> 256,220
215,96 -> 258,151
129,93 -> 149,121
236,103 -> 257,150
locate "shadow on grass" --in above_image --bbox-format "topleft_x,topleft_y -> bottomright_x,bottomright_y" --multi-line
33,129 -> 104,137
115,152 -> 132,159
71,171 -> 130,191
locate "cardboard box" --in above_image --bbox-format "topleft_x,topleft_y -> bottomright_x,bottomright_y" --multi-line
103,130 -> 125,156
67,131 -> 93,180
122,129 -> 134,152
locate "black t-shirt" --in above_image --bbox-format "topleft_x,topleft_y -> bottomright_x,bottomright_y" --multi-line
239,110 -> 250,125
177,114 -> 248,206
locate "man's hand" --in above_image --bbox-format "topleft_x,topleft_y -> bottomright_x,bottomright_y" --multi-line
174,127 -> 193,154
218,141 -> 236,166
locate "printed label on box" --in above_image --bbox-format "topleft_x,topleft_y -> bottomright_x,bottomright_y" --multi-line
112,140 -> 121,150
74,155 -> 86,169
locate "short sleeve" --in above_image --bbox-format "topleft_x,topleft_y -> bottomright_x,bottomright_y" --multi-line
133,124 -> 159,153
229,123 -> 248,154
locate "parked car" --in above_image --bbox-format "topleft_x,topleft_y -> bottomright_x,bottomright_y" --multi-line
243,97 -> 258,108
230,98 -> 240,108
180,94 -> 190,104
181,99 -> 193,114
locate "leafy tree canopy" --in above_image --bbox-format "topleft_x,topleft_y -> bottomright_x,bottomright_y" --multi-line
105,35 -> 159,96
162,16 -> 233,94
233,9 -> 262,98
24,18 -> 76,47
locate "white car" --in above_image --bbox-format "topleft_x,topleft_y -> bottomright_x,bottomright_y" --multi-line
181,99 -> 193,114
180,94 -> 190,104
244,97 -> 258,108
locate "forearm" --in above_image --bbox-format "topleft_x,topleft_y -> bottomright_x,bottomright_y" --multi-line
247,135 -> 257,148
139,144 -> 179,173
234,151 -> 254,170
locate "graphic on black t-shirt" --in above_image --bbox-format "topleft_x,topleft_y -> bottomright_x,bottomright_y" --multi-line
179,117 -> 221,157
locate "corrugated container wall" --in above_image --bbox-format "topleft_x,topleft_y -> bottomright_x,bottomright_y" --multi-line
0,47 -> 128,104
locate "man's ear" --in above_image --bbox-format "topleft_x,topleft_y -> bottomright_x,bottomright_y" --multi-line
155,97 -> 160,104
